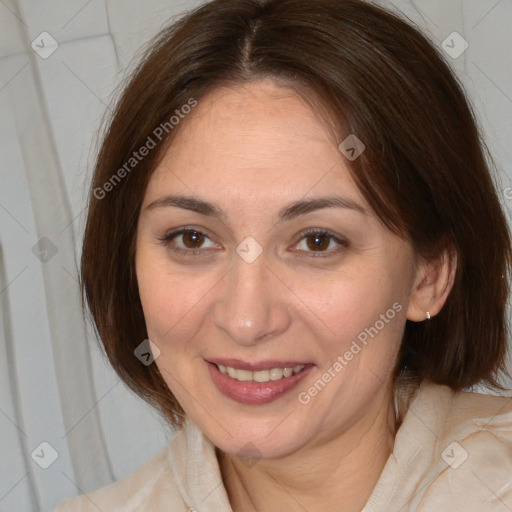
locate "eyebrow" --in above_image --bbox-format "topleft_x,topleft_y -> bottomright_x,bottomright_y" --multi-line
146,194 -> 369,222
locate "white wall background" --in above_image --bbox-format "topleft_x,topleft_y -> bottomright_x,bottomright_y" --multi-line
0,1 -> 511,510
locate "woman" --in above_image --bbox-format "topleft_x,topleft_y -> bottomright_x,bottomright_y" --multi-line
55,0 -> 512,510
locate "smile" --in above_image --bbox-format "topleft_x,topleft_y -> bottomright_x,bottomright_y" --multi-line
217,364 -> 306,383
206,359 -> 314,404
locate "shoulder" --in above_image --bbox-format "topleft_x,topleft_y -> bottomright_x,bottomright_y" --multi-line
424,380 -> 512,446
412,381 -> 512,511
53,430 -> 188,512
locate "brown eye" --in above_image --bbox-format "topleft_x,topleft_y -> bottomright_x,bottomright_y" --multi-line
160,228 -> 218,255
295,229 -> 348,257
182,230 -> 205,249
305,233 -> 330,251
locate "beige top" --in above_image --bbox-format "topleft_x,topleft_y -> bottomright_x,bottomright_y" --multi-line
54,379 -> 512,511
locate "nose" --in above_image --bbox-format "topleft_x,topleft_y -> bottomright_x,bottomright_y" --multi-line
212,251 -> 291,346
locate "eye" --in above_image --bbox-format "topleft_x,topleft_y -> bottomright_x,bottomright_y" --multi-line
294,229 -> 348,257
159,228 -> 219,255
159,227 -> 348,258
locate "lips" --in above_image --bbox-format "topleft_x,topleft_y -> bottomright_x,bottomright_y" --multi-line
207,358 -> 311,371
206,359 -> 314,405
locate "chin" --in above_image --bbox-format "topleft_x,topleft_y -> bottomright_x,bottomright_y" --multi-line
198,412 -> 312,460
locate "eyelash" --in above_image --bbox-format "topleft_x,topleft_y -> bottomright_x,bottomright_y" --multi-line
158,227 -> 348,258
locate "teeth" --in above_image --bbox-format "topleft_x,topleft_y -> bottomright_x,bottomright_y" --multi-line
236,369 -> 253,382
269,368 -> 283,380
217,364 -> 305,383
253,369 -> 270,382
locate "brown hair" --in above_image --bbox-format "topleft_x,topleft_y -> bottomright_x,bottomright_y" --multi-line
81,0 -> 512,429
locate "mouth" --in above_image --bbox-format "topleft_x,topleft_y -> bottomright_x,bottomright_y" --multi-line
205,358 -> 314,404
216,363 -> 305,382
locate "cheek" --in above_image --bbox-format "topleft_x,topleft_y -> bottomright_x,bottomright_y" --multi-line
302,263 -> 407,380
136,248 -> 215,345
305,269 -> 400,340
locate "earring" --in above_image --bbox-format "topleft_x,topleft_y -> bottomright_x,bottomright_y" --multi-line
426,311 -> 431,320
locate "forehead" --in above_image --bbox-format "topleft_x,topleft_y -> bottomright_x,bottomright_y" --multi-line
144,80 -> 363,209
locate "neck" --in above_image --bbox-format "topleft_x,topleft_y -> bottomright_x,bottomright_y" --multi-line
217,387 -> 397,512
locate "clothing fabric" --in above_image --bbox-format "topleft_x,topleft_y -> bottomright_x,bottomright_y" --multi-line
54,379 -> 512,511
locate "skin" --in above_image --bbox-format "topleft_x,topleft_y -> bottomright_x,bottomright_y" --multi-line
135,78 -> 457,512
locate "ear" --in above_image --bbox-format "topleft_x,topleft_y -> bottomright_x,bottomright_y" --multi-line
406,246 -> 458,322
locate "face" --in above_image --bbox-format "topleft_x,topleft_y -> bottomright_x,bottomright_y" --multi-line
135,79 -> 420,459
